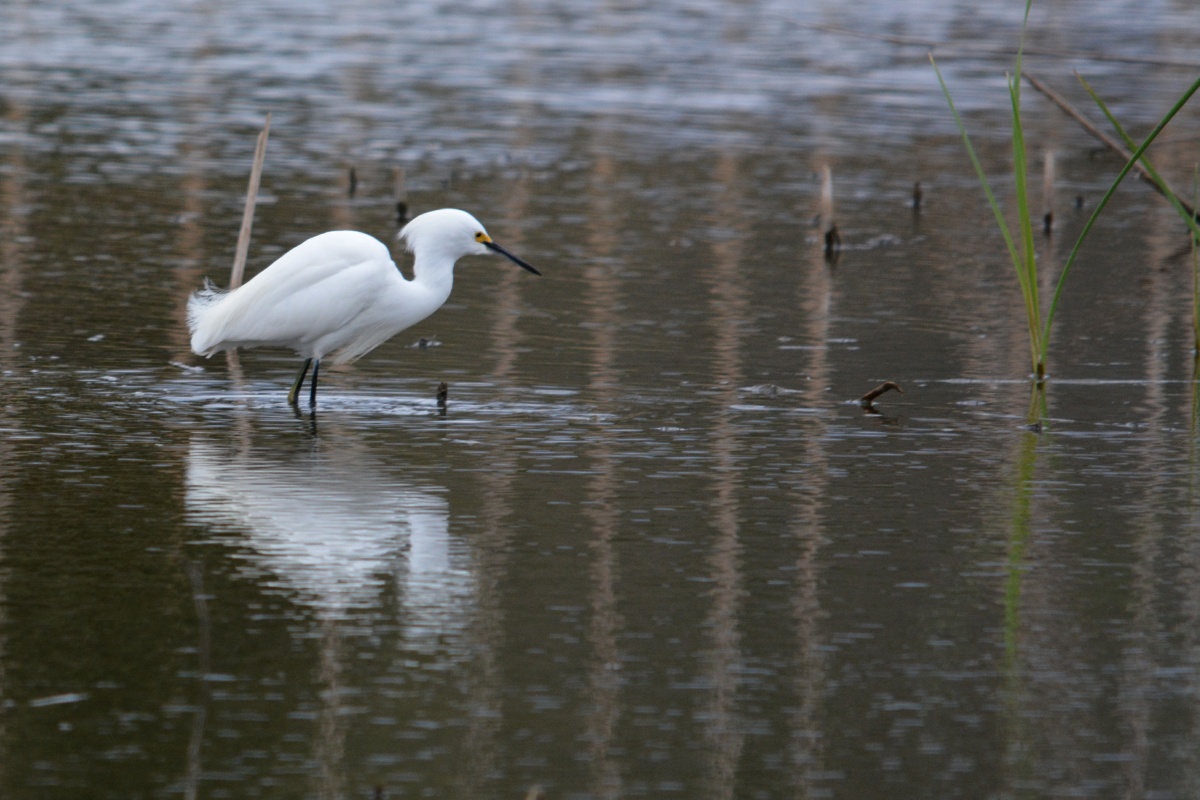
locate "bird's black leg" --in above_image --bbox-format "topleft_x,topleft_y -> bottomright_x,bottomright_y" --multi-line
309,359 -> 320,408
288,358 -> 312,406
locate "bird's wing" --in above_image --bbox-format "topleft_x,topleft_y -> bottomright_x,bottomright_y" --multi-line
195,231 -> 399,354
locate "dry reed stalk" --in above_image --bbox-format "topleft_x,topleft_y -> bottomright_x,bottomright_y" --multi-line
1042,150 -> 1055,235
1024,72 -> 1197,219
818,164 -> 840,256
230,113 -> 272,289
394,165 -> 409,223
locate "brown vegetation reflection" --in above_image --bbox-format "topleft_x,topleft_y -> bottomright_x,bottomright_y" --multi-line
998,81 -> 1200,794
786,159 -> 838,794
452,106 -> 539,798
581,132 -> 624,800
698,152 -> 748,798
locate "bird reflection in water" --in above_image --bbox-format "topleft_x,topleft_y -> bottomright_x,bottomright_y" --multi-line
183,436 -> 475,797
185,438 -> 471,629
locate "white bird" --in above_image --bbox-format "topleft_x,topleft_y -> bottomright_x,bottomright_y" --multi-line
187,208 -> 540,407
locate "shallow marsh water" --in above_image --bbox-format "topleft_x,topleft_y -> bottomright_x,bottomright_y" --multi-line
4,1 -> 1200,798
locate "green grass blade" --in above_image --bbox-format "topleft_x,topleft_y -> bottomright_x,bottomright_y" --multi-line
1011,0 -> 1042,375
1039,73 -> 1200,365
1012,0 -> 1033,100
1008,73 -> 1042,369
1081,73 -> 1200,357
1078,74 -> 1200,241
1194,166 -> 1200,354
933,55 -> 1044,374
931,56 -> 1022,269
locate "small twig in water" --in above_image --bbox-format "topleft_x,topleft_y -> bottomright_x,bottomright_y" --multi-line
859,381 -> 904,405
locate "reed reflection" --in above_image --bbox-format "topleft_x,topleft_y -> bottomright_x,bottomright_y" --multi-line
785,158 -> 838,794
1113,143 -> 1177,799
581,133 -> 624,800
450,113 -> 539,797
699,151 -> 749,799
1000,127 -> 1198,794
1102,128 -> 1197,795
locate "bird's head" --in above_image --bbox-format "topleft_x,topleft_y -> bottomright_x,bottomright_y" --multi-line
399,208 -> 540,275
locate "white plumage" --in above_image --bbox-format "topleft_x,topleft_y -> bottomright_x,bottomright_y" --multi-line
187,208 -> 540,407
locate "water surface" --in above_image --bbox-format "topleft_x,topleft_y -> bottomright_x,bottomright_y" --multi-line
3,1 -> 1200,798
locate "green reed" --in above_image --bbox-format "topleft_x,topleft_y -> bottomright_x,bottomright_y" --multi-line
932,0 -> 1042,378
1075,75 -> 1200,356
933,0 -> 1200,383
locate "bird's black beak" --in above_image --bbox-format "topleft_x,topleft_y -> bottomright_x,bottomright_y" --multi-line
484,240 -> 541,276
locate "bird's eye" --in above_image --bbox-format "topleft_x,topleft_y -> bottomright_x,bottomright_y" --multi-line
474,232 -> 485,242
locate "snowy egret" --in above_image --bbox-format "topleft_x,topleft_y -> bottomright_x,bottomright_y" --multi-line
187,208 -> 540,407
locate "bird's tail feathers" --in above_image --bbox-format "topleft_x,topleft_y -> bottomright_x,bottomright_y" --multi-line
187,278 -> 227,337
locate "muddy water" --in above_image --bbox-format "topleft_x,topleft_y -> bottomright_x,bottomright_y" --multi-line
4,1 -> 1200,798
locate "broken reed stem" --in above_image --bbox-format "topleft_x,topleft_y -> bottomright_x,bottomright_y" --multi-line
859,381 -> 904,405
230,113 -> 272,289
1042,150 -> 1055,234
818,164 -> 834,229
1024,72 -> 1197,220
818,164 -> 841,256
393,165 -> 409,223
393,166 -> 406,202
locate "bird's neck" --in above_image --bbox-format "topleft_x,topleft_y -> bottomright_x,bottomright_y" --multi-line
410,250 -> 456,303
